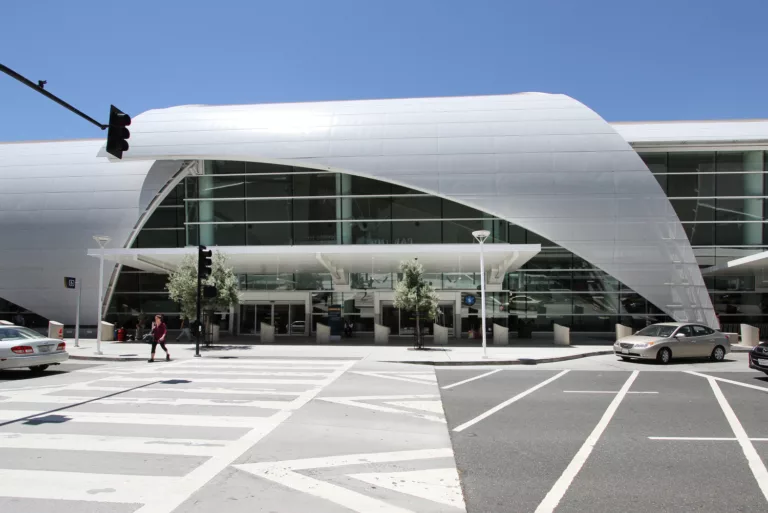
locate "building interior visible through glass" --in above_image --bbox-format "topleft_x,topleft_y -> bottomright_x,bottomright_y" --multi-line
55,151 -> 756,338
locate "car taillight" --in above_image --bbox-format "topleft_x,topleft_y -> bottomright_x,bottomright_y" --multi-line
57,342 -> 66,351
11,346 -> 33,354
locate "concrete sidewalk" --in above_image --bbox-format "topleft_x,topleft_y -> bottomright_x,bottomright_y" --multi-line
62,338 -> 622,365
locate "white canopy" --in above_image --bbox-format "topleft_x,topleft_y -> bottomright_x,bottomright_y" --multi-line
88,243 -> 540,288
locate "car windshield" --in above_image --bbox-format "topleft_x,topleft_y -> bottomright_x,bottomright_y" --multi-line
0,326 -> 44,341
635,325 -> 676,338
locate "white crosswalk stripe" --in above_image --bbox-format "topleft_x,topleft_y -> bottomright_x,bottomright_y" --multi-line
0,356 -> 355,511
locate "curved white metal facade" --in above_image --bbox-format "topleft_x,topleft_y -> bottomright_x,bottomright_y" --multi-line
0,93 -> 716,327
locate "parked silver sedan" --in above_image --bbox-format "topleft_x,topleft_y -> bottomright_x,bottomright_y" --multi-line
0,325 -> 69,373
614,322 -> 730,364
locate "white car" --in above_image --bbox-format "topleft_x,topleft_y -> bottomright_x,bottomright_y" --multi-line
0,325 -> 69,373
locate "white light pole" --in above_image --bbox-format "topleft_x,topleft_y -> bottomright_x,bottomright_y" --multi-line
93,235 -> 111,356
472,229 -> 490,358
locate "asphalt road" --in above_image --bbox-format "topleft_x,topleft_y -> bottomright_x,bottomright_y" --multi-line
438,364 -> 768,513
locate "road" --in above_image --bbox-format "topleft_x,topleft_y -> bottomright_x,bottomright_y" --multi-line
0,352 -> 765,512
438,353 -> 768,513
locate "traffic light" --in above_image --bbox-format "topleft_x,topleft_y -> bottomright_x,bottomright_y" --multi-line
198,246 -> 212,279
106,105 -> 131,159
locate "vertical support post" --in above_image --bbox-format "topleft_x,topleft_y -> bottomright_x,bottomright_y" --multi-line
479,242 -> 487,357
472,230 -> 491,358
93,236 -> 111,355
195,264 -> 202,357
75,279 -> 81,348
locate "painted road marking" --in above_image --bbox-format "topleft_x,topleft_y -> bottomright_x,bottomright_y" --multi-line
534,370 -> 638,513
442,369 -> 501,390
707,376 -> 768,503
0,468 -> 176,503
0,409 -> 269,428
235,448 -> 461,513
0,393 -> 295,410
0,432 -> 229,456
649,437 -> 768,442
349,468 -> 464,509
453,370 -> 569,433
351,371 -> 437,385
686,371 -> 768,393
319,394 -> 445,423
563,390 -> 658,394
132,360 -> 355,513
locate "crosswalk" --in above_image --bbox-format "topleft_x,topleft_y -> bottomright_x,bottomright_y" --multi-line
0,357 -> 355,512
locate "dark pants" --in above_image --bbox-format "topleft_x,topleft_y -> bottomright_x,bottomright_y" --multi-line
151,340 -> 168,354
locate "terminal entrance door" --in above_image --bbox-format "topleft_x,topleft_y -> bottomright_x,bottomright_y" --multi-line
239,302 -> 307,335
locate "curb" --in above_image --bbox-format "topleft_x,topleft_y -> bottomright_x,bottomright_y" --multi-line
391,350 -> 615,366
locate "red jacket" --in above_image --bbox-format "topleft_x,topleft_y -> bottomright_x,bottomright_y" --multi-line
153,323 -> 167,342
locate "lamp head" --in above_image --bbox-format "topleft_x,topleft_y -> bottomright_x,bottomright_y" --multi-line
93,235 -> 112,248
472,230 -> 491,243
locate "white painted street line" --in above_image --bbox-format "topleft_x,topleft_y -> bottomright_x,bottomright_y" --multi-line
442,369 -> 501,390
68,385 -> 303,396
707,377 -> 768,503
319,394 -> 445,423
169,364 -> 345,371
384,400 -> 446,414
349,468 -> 464,509
132,360 -> 356,513
686,371 -> 768,393
563,390 -> 658,394
0,468 -> 176,503
102,376 -> 327,385
0,393 -> 295,410
351,370 -> 437,385
453,370 -> 570,433
79,369 -> 333,378
0,432 -> 229,456
174,359 -> 350,365
534,370 -> 638,513
649,436 -> 768,442
235,448 -> 460,513
0,409 -> 268,428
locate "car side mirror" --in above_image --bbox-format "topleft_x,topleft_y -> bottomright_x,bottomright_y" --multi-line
675,333 -> 685,338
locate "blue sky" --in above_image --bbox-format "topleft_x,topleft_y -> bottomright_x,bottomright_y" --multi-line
2,0 -> 767,141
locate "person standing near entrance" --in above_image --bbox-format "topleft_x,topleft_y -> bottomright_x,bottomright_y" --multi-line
176,317 -> 192,342
148,314 -> 171,363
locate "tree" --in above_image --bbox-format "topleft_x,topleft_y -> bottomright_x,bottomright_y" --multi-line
393,259 -> 440,349
166,252 -> 240,327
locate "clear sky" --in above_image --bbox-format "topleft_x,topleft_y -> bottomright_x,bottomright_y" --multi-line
2,0 -> 767,141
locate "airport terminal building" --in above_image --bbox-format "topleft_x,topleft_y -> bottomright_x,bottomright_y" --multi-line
1,93 -> 767,338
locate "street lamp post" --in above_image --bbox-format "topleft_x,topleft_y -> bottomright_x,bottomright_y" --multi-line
472,230 -> 490,358
93,235 -> 111,356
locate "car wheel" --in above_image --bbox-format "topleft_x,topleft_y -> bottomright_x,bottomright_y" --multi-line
29,364 -> 49,374
656,348 -> 672,365
711,346 -> 726,362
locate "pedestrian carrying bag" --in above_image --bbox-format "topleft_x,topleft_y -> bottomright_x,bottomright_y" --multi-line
142,333 -> 154,344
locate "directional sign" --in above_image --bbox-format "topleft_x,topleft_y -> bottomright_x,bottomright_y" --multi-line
65,277 -> 77,289
463,294 -> 476,306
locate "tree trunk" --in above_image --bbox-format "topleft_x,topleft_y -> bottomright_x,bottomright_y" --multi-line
416,310 -> 421,349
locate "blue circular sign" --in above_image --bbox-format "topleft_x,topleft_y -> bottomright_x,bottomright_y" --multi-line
463,295 -> 476,306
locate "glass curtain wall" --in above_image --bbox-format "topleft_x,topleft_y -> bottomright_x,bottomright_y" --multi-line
640,150 -> 768,330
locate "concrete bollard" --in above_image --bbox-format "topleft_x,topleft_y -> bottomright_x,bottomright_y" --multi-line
260,322 -> 275,343
615,324 -> 633,341
740,324 -> 759,347
316,324 -> 330,344
493,323 -> 509,345
374,324 -> 390,345
554,323 -> 570,346
433,324 -> 449,344
48,320 -> 64,339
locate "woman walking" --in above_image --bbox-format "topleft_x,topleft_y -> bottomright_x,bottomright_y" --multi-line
148,314 -> 171,363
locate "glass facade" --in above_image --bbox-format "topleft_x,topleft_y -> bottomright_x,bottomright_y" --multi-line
109,154 -> 768,336
640,150 -> 768,332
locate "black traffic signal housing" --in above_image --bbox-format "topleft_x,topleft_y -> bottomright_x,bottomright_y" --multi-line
198,246 -> 213,279
106,105 -> 131,159
203,285 -> 218,298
